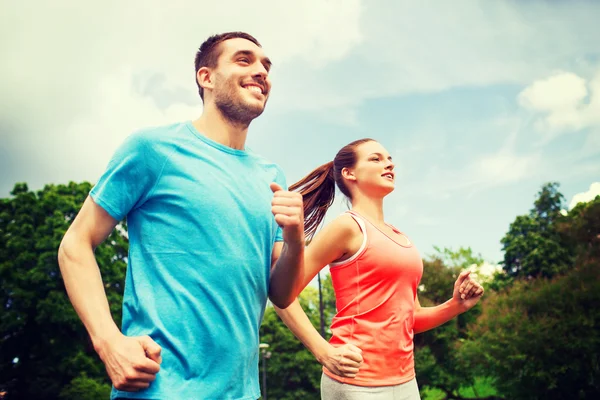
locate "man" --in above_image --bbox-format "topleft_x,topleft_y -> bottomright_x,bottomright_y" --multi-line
58,32 -> 304,399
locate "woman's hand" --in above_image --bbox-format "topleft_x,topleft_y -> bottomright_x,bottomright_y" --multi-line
453,270 -> 484,311
319,343 -> 364,378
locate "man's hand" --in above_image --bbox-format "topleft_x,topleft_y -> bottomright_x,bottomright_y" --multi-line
453,270 -> 484,311
96,333 -> 162,391
319,343 -> 364,378
270,182 -> 304,245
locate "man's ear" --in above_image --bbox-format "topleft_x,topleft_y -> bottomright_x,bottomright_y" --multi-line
197,67 -> 214,94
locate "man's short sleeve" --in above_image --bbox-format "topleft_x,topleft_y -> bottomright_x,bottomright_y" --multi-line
90,132 -> 162,221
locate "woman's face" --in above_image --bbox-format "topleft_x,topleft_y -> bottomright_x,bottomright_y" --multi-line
345,141 -> 396,198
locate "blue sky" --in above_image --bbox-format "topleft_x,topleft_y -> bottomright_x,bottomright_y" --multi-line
1,0 -> 599,267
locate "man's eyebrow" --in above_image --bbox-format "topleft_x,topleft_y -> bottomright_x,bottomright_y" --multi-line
233,50 -> 253,58
233,50 -> 272,69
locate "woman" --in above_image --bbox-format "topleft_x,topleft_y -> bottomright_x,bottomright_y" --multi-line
275,138 -> 484,399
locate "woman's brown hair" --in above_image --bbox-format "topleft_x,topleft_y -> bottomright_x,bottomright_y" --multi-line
289,138 -> 375,240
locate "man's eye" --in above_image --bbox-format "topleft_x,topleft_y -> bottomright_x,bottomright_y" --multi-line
239,58 -> 250,63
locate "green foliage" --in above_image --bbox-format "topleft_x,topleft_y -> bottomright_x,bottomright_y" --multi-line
257,274 -> 338,399
472,260 -> 600,399
560,195 -> 600,261
432,246 -> 485,270
486,270 -> 514,293
58,374 -> 111,400
476,190 -> 600,399
0,182 -> 127,399
500,182 -> 574,279
421,377 -> 498,400
457,376 -> 498,399
2,179 -> 597,400
259,287 -> 325,399
320,272 -> 336,335
415,256 -> 486,399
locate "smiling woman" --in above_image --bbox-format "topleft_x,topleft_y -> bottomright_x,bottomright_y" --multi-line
274,138 -> 485,400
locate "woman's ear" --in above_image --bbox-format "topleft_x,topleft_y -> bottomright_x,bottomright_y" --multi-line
341,167 -> 356,181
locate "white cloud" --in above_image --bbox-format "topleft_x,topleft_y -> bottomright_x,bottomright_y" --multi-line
0,0 -> 363,120
0,0 -> 363,190
581,129 -> 600,158
2,0 -> 600,196
418,149 -> 541,199
339,1 -> 600,99
471,151 -> 541,188
59,68 -> 201,181
399,150 -> 539,204
518,71 -> 600,135
429,118 -> 541,194
518,72 -> 588,113
569,182 -> 600,210
265,1 -> 600,127
261,1 -> 362,67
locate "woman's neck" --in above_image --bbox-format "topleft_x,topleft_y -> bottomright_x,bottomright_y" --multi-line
350,193 -> 385,225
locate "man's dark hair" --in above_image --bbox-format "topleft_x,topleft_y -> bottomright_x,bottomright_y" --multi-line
194,32 -> 262,101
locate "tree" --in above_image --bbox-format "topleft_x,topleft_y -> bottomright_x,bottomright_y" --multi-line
467,189 -> 600,399
58,374 -> 111,400
431,246 -> 485,272
471,259 -> 600,399
259,287 -> 323,399
0,182 -> 127,400
414,249 -> 491,399
500,182 -> 574,279
319,272 -> 337,336
257,273 -> 338,399
559,195 -> 600,262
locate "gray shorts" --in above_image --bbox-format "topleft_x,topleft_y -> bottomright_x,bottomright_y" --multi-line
320,373 -> 421,400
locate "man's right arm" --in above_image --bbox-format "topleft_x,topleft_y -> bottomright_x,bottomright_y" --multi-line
58,196 -> 120,347
58,196 -> 161,391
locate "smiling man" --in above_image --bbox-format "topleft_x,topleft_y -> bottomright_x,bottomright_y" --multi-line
58,32 -> 305,399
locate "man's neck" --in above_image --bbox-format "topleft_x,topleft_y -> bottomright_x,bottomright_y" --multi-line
192,104 -> 249,150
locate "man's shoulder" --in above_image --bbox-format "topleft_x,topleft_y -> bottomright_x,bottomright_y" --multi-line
127,121 -> 189,144
115,121 -> 191,161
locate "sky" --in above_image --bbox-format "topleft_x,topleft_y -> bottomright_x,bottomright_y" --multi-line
1,0 -> 599,267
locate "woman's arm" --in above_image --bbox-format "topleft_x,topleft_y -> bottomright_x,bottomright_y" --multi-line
274,300 -> 363,377
413,270 -> 484,334
271,214 -> 364,376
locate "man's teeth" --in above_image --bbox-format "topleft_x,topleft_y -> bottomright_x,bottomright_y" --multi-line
247,86 -> 262,94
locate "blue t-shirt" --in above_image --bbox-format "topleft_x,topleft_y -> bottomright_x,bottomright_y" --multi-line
90,121 -> 285,399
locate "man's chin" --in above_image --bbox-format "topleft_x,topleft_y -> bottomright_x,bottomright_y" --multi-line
243,100 -> 266,117
215,97 -> 266,124
244,94 -> 267,107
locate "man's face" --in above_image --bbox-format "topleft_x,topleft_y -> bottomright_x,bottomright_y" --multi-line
210,38 -> 272,125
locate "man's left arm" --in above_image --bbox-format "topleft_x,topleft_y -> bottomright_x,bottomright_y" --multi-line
268,183 -> 305,308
